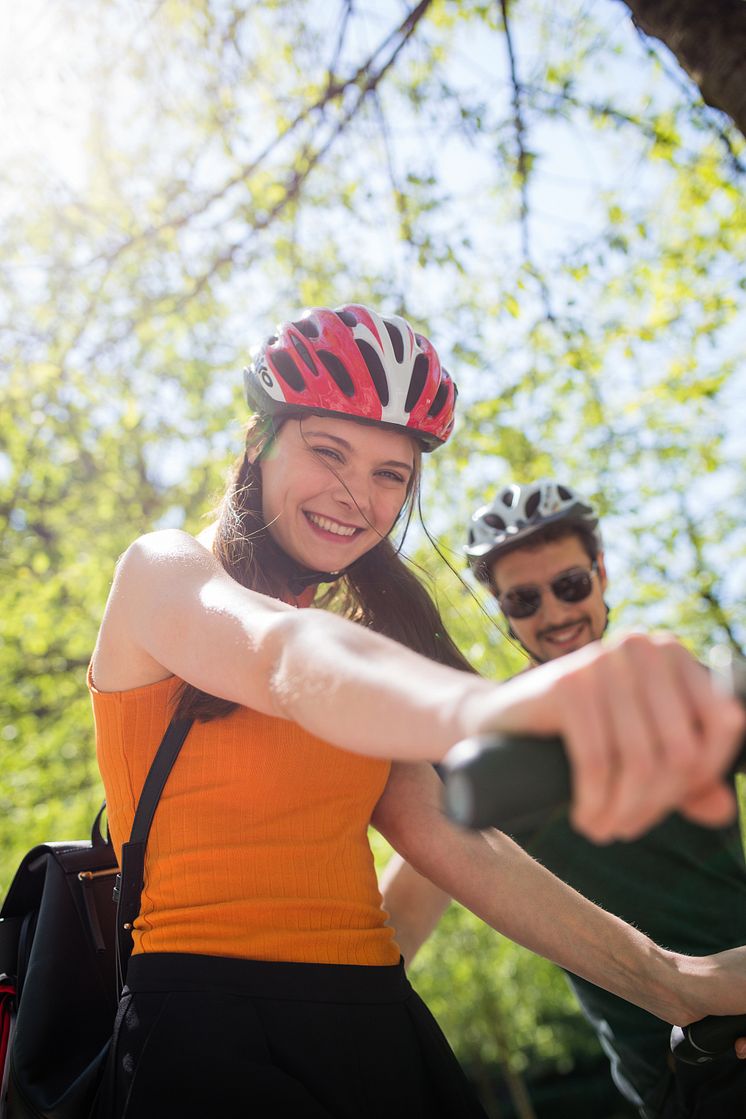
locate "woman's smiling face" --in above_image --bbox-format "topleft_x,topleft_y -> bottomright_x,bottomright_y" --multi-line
258,415 -> 417,572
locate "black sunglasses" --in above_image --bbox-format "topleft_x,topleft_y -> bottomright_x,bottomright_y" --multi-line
497,563 -> 598,620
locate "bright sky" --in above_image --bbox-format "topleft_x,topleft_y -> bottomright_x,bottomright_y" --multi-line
2,0 -> 743,642
1,2 -> 92,188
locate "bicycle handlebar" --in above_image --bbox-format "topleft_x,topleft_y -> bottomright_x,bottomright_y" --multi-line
441,732 -> 746,833
439,650 -> 746,1065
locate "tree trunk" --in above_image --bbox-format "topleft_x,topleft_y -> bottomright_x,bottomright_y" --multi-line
620,0 -> 746,137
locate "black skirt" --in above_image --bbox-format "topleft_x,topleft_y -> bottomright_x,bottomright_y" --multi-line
94,953 -> 488,1119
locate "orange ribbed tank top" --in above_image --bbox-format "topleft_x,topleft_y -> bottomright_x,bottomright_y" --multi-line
89,670 -> 400,966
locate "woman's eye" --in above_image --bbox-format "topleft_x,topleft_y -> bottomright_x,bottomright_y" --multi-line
313,446 -> 343,463
377,470 -> 406,484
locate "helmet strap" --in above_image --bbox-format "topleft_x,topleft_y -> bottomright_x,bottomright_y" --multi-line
286,567 -> 345,596
262,531 -> 344,597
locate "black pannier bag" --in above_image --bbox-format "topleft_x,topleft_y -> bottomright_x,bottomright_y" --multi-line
0,809 -> 118,1118
0,716 -> 192,1119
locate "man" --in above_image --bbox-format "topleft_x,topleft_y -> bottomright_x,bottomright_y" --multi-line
381,478 -> 746,1119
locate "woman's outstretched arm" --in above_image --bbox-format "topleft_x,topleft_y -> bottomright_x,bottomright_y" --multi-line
92,529 -> 744,842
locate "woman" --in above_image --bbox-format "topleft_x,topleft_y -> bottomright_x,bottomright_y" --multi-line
90,304 -> 745,1118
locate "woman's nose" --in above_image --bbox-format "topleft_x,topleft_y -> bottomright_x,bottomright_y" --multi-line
331,469 -> 370,515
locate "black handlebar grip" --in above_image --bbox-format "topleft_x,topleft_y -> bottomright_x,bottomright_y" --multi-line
442,731 -> 746,833
670,1014 -> 746,1064
443,652 -> 746,833
441,733 -> 570,833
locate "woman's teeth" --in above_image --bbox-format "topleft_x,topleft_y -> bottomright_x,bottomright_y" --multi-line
306,513 -> 357,537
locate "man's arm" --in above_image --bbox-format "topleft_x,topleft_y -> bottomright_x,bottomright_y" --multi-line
372,761 -> 746,1029
380,853 -> 451,965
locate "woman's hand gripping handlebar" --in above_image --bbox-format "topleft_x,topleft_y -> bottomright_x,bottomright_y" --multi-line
440,648 -> 746,1065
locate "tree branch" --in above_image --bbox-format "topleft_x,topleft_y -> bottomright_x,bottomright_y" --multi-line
525,79 -> 745,177
499,0 -> 554,321
160,1 -> 434,313
620,0 -> 746,138
677,495 -> 745,658
90,0 -> 434,270
500,0 -> 530,262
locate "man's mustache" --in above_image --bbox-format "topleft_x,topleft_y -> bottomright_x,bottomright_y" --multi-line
536,615 -> 590,639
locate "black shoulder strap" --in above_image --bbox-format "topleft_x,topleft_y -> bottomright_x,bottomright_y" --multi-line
114,716 -> 194,982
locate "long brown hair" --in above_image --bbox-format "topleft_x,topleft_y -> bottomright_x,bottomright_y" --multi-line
172,414 -> 473,721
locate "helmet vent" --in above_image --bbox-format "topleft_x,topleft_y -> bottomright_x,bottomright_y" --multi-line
293,318 -> 320,339
405,354 -> 429,413
318,350 -> 355,397
428,380 -> 449,417
272,351 -> 306,393
525,491 -> 541,518
558,485 -> 573,500
355,340 -> 389,406
483,514 -> 506,531
335,309 -> 357,327
384,321 -> 405,362
502,488 -> 515,507
290,334 -> 318,375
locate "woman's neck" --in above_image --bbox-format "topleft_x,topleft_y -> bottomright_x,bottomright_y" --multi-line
199,518 -> 340,606
282,585 -> 317,609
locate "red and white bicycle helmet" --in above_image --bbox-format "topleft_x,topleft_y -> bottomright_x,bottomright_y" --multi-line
243,304 -> 456,450
465,479 -> 601,583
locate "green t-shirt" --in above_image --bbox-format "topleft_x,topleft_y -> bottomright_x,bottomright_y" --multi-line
514,804 -> 746,1112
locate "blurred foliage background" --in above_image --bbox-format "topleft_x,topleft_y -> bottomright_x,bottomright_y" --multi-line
2,2 -> 745,1115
